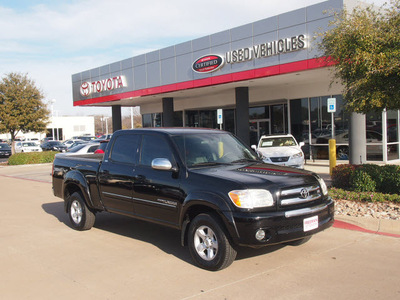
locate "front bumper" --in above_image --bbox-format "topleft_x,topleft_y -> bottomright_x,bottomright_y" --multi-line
262,157 -> 304,169
230,199 -> 334,247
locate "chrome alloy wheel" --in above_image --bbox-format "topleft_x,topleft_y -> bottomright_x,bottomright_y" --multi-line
194,225 -> 219,261
70,199 -> 83,224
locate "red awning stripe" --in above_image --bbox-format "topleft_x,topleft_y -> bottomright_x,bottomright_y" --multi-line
74,57 -> 334,106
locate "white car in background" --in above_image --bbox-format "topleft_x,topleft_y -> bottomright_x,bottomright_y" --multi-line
15,142 -> 43,153
252,134 -> 305,169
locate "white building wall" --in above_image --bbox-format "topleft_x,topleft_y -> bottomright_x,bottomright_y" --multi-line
0,116 -> 95,142
49,116 -> 95,140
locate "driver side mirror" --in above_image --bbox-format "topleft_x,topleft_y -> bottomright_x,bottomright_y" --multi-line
251,145 -> 257,150
151,158 -> 178,172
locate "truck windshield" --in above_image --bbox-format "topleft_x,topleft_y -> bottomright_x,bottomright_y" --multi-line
172,132 -> 259,167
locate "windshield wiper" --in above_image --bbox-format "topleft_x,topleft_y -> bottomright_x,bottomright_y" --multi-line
190,162 -> 229,167
231,158 -> 260,164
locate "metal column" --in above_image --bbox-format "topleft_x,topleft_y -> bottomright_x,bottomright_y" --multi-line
235,87 -> 250,146
162,97 -> 174,127
112,105 -> 122,132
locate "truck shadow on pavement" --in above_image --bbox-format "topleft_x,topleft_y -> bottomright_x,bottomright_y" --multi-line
42,201 -> 288,266
42,201 -> 192,265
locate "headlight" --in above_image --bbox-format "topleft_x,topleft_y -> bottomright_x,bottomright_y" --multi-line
291,151 -> 303,159
317,176 -> 329,196
228,189 -> 274,209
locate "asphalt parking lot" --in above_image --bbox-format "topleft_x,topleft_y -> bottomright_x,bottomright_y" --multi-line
0,164 -> 399,299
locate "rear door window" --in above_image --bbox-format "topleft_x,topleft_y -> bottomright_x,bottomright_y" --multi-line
109,134 -> 140,165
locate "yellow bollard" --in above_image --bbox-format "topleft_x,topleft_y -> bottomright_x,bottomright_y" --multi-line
329,139 -> 336,176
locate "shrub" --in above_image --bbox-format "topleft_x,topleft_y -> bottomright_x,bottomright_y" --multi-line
8,151 -> 57,165
358,164 -> 382,190
379,164 -> 400,194
350,168 -> 376,192
329,187 -> 400,204
331,164 -> 358,189
332,163 -> 400,195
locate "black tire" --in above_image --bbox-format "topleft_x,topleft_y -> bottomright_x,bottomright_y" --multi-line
68,192 -> 95,231
286,236 -> 312,246
188,213 -> 237,271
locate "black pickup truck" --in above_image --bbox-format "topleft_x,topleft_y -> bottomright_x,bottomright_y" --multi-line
52,128 -> 334,271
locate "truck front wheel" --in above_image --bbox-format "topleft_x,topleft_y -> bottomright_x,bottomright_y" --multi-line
68,192 -> 95,231
188,213 -> 237,271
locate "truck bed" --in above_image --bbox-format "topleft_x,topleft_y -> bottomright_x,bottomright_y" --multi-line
52,153 -> 104,201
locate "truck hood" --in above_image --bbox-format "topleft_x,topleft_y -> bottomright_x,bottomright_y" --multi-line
189,162 -> 318,189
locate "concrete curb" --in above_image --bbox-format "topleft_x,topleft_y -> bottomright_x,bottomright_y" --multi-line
334,215 -> 400,237
0,162 -> 52,168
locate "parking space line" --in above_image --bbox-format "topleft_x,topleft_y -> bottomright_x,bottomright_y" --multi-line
0,174 -> 51,184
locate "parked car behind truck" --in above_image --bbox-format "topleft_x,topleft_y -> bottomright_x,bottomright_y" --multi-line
52,128 -> 334,271
15,142 -> 42,153
252,134 -> 305,169
0,143 -> 11,157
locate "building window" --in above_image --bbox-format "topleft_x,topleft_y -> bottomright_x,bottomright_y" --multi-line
249,106 -> 269,119
223,109 -> 235,134
291,95 -> 349,160
387,110 -> 399,161
185,110 -> 217,128
271,104 -> 287,134
173,111 -> 183,127
289,98 -> 309,143
366,112 -> 383,161
142,113 -> 162,127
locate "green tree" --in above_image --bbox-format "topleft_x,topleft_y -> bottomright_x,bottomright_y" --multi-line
0,72 -> 49,145
318,0 -> 400,113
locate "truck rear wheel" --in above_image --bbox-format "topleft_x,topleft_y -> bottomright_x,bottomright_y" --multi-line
68,192 -> 95,231
188,213 -> 237,271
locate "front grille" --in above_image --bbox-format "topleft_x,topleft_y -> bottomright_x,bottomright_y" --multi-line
276,223 -> 303,232
280,185 -> 322,206
270,156 -> 290,162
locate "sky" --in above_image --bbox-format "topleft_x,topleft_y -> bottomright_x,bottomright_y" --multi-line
0,0 -> 389,117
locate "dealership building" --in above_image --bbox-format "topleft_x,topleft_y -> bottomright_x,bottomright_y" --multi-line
71,0 -> 400,163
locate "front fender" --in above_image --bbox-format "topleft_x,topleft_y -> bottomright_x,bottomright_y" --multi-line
179,191 -> 240,246
62,170 -> 94,212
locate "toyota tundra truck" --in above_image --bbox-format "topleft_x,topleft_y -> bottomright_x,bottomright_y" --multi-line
52,128 -> 334,271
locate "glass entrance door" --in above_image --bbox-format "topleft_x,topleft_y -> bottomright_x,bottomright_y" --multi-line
249,119 -> 270,145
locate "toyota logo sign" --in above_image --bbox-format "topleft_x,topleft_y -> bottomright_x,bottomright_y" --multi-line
300,188 -> 309,199
79,76 -> 127,97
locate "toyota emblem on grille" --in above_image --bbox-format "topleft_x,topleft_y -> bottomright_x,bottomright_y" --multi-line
300,188 -> 309,199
